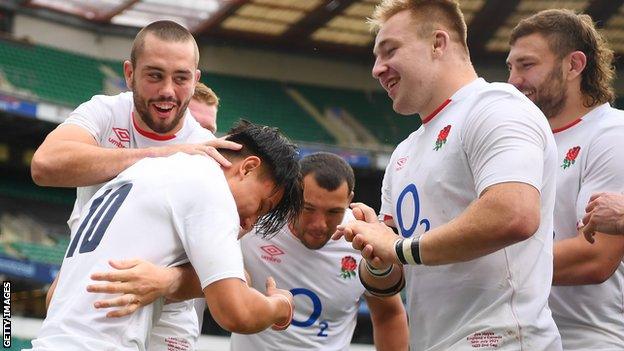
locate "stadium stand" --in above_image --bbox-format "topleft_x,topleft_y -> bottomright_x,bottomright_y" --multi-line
0,38 -> 411,147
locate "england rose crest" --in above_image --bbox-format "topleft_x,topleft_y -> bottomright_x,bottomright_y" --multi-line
562,146 -> 581,169
434,125 -> 452,151
340,256 -> 357,279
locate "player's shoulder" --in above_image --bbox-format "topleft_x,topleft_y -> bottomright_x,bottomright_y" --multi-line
82,91 -> 133,108
591,103 -> 624,129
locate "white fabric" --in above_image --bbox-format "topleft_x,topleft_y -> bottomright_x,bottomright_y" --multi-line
380,79 -> 561,351
29,153 -> 245,351
60,92 -> 215,351
549,103 -> 624,350
230,211 -> 365,351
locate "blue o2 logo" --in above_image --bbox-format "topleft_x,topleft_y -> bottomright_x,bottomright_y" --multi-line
290,288 -> 329,337
395,183 -> 430,238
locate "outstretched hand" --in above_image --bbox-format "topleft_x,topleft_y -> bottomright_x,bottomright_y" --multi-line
87,259 -> 178,318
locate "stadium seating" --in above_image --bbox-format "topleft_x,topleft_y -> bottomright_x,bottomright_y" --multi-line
0,38 -> 120,107
0,38 -> 417,147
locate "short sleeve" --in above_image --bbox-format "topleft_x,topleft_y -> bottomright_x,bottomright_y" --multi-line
61,95 -> 112,142
379,159 -> 395,224
168,156 -> 245,289
463,95 -> 549,195
575,125 -> 624,221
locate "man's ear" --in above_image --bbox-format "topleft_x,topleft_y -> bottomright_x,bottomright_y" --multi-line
123,60 -> 134,90
347,191 -> 355,203
567,50 -> 587,81
239,156 -> 262,177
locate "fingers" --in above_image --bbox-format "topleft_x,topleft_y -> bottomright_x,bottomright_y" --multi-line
350,202 -> 378,223
361,244 -> 374,261
205,147 -> 232,168
332,227 -> 345,241
93,293 -> 137,309
87,282 -> 131,294
90,270 -> 133,283
588,192 -> 606,202
583,228 -> 595,244
108,258 -> 140,270
206,138 -> 242,151
266,276 -> 277,292
352,234 -> 366,251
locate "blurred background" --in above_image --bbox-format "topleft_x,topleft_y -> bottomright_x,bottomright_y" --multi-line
1,0 -> 623,349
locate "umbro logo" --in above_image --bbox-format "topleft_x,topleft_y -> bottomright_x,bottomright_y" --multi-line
261,245 -> 284,263
108,128 -> 130,148
395,157 -> 408,171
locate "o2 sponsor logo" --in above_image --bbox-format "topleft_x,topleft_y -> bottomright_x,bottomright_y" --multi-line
290,288 -> 329,337
396,183 -> 430,238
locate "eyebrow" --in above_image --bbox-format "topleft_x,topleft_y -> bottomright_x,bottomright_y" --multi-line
373,38 -> 393,56
506,55 -> 536,65
143,65 -> 193,75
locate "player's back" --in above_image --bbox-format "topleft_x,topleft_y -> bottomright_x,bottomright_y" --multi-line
29,153 -> 229,351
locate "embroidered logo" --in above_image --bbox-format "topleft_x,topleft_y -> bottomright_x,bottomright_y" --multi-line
339,256 -> 357,279
108,127 -> 131,148
395,156 -> 408,171
561,146 -> 581,169
434,125 -> 452,151
260,245 -> 284,263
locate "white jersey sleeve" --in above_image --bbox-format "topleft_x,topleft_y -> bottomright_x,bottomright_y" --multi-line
62,94 -> 128,142
463,94 -> 549,195
168,157 -> 246,289
575,125 -> 624,218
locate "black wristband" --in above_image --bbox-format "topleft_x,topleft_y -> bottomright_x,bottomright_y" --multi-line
395,238 -> 407,264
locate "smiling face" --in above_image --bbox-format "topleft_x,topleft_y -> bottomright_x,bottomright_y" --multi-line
124,33 -> 199,134
372,10 -> 436,116
507,33 -> 568,119
291,174 -> 352,250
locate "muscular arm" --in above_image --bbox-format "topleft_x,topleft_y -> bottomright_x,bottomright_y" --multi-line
365,294 -> 408,351
419,182 -> 540,265
31,124 -> 240,187
31,125 -> 159,187
338,182 -> 541,267
203,278 -> 291,334
554,230 -> 624,285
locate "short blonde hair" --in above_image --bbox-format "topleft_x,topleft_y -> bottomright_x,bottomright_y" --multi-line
193,82 -> 219,107
370,0 -> 467,52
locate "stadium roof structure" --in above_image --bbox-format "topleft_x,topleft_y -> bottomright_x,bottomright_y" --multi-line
6,0 -> 624,61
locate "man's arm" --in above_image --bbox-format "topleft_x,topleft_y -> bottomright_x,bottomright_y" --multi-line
45,275 -> 59,310
31,124 -> 240,187
335,182 -> 540,267
203,277 -> 292,334
554,231 -> 624,285
364,294 -> 408,351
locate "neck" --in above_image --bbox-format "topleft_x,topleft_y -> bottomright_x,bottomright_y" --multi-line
421,61 -> 478,118
548,89 -> 595,131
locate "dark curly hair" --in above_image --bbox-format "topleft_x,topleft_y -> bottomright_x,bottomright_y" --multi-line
510,9 -> 615,107
221,120 -> 302,237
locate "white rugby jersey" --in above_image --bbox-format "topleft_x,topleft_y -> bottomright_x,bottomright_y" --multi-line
380,79 -> 561,351
60,92 -> 215,350
29,153 -> 245,351
549,103 -> 624,350
62,92 -> 214,231
230,210 -> 366,351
